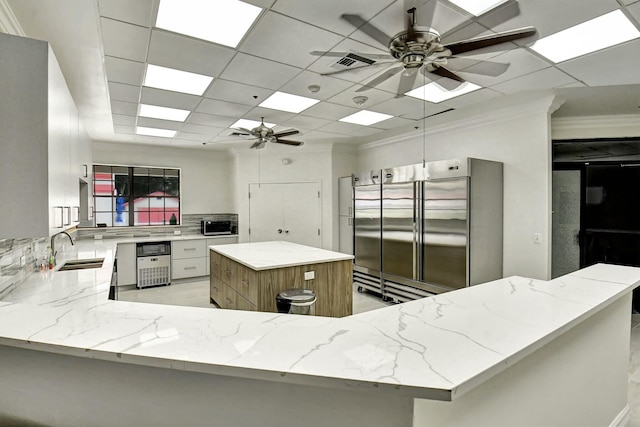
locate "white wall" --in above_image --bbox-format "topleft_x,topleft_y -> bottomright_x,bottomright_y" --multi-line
357,91 -> 561,280
231,143 -> 335,249
92,141 -> 234,214
552,115 -> 640,140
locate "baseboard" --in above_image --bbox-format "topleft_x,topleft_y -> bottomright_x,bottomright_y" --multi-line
610,404 -> 630,427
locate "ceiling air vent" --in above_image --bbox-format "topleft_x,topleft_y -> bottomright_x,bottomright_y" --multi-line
330,53 -> 376,71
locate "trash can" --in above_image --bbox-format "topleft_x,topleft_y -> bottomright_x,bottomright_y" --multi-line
276,289 -> 316,315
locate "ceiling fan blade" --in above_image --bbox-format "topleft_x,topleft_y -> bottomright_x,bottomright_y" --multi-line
355,65 -> 404,93
310,50 -> 393,60
341,14 -> 393,47
250,141 -> 264,149
427,66 -> 466,90
320,60 -> 397,77
230,127 -> 255,136
447,57 -> 510,77
395,68 -> 419,98
275,139 -> 304,146
273,129 -> 300,138
441,0 -> 521,42
444,26 -> 537,56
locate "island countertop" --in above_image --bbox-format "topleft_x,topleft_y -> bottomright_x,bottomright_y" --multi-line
0,238 -> 639,403
209,241 -> 354,270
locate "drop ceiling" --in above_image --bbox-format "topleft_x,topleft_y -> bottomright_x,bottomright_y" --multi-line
3,0 -> 640,150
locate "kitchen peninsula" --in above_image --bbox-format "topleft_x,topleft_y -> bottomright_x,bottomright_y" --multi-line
209,241 -> 354,317
0,237 -> 639,427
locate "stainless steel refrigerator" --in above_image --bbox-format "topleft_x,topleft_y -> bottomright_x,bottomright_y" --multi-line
353,158 -> 503,302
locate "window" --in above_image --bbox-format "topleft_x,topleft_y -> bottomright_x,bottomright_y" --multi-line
93,165 -> 180,227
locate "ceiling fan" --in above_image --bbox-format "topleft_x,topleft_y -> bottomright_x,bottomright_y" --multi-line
229,117 -> 304,149
311,0 -> 537,95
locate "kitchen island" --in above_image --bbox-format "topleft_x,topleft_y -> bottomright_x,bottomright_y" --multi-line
0,237 -> 639,426
209,241 -> 354,317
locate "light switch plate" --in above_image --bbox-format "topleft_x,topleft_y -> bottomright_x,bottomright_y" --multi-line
304,271 -> 315,280
174,230 -> 181,235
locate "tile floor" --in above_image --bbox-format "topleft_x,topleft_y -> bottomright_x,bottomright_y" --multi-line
119,280 -> 640,426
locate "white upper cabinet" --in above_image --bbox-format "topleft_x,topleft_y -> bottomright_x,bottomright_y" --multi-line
0,33 -> 91,239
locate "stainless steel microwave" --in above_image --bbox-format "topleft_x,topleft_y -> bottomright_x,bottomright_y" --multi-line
201,220 -> 233,236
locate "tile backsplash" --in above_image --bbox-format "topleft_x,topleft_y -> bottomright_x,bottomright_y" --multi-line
0,237 -> 47,298
75,213 -> 238,240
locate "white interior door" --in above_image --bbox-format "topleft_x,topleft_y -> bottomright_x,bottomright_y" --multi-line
283,182 -> 321,247
249,182 -> 321,247
249,184 -> 284,242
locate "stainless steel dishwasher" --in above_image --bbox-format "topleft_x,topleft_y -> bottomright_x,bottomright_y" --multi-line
136,241 -> 171,289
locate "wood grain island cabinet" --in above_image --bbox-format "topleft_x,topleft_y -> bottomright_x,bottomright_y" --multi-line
210,241 -> 354,317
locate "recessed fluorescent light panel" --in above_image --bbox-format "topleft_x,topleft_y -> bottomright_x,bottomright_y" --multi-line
339,110 -> 393,126
144,64 -> 213,96
231,119 -> 276,129
448,0 -> 509,16
155,0 -> 262,48
135,126 -> 177,138
139,104 -> 190,122
405,81 -> 481,103
259,91 -> 320,113
531,10 -> 640,63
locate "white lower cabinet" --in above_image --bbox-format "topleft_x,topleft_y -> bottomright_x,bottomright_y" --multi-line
172,240 -> 206,280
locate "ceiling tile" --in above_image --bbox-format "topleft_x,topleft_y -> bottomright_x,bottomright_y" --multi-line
281,115 -> 333,130
100,18 -> 150,62
104,56 -> 144,86
372,96 -> 449,120
302,129 -> 353,143
108,82 -> 140,103
147,29 -> 236,77
114,124 -> 134,134
196,98 -> 254,118
220,53 -> 302,89
302,102 -> 360,121
554,84 -> 640,117
140,87 -> 202,110
136,117 -> 183,130
439,88 -> 502,110
319,120 -> 378,136
98,0 -> 155,27
175,131 -> 213,142
490,67 -> 578,94
463,49 -> 553,88
204,79 -> 273,106
188,113 -> 237,128
278,70 -> 356,101
180,123 -> 225,136
556,39 -> 640,87
239,11 -> 345,68
326,85 -> 396,109
111,100 -> 138,116
272,0 -> 394,36
112,114 -> 136,126
244,107 -> 295,125
372,116 -> 418,130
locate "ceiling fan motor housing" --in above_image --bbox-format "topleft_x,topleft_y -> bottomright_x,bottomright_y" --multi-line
389,27 -> 441,69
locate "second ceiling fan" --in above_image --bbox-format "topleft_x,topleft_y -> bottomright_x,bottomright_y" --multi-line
229,117 -> 304,149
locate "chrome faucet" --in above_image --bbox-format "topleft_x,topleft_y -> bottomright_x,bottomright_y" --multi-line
50,231 -> 75,265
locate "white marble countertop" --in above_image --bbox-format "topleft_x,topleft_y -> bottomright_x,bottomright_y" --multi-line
0,238 -> 639,401
209,241 -> 354,270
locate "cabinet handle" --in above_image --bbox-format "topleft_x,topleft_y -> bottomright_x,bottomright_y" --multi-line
63,207 -> 71,226
184,266 -> 196,270
348,206 -> 352,215
54,207 -> 64,228
184,247 -> 197,251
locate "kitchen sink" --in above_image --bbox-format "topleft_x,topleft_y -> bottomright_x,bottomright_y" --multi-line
58,258 -> 104,271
